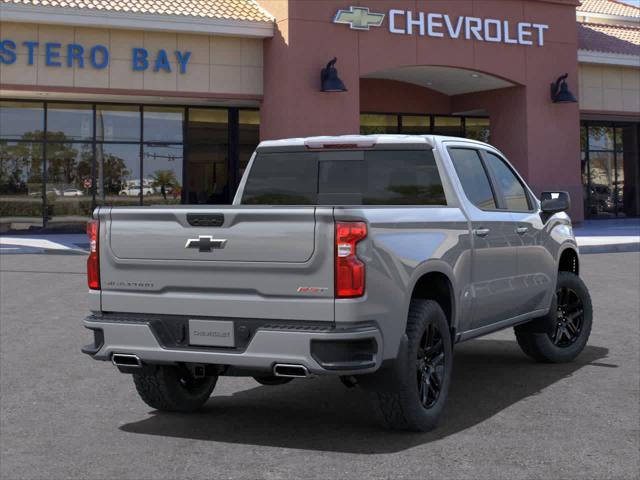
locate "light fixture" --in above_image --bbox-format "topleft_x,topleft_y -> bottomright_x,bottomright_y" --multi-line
550,73 -> 577,104
470,73 -> 481,78
321,57 -> 348,92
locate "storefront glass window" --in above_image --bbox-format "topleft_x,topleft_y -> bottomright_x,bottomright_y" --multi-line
143,144 -> 183,204
401,115 -> 431,135
0,101 -> 44,140
582,121 -> 639,218
362,113 -> 489,141
96,105 -> 140,142
465,118 -> 491,143
96,143 -> 141,206
239,110 -> 261,181
0,100 -> 261,230
186,108 -> 229,204
617,124 -> 639,218
360,114 -> 399,134
0,141 -> 44,229
143,107 -> 184,143
46,143 -> 94,226
588,126 -> 614,151
47,103 -> 93,141
433,116 -> 463,137
588,151 -> 616,217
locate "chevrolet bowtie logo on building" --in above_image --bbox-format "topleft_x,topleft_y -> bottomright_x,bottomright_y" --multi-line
334,6 -> 385,31
185,235 -> 227,253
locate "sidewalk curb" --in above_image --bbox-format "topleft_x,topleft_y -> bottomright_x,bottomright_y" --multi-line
579,243 -> 640,254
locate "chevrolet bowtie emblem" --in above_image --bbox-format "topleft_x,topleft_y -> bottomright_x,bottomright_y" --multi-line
334,6 -> 385,31
185,236 -> 227,253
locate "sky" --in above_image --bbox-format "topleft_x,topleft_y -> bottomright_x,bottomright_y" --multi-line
617,0 -> 640,7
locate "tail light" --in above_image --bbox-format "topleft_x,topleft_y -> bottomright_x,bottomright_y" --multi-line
335,222 -> 367,298
87,220 -> 100,290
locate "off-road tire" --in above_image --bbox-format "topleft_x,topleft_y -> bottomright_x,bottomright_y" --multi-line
515,271 -> 592,363
371,299 -> 453,432
133,365 -> 217,412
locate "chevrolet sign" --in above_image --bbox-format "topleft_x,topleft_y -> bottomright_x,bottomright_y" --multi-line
333,6 -> 549,47
334,6 -> 385,31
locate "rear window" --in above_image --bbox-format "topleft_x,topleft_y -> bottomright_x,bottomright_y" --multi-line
241,150 -> 446,206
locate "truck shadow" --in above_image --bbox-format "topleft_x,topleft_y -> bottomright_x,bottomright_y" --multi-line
120,339 -> 611,454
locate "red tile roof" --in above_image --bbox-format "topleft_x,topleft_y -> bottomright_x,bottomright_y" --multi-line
578,0 -> 640,18
578,22 -> 640,55
1,0 -> 274,22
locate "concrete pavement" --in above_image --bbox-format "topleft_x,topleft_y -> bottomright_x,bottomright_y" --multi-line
0,252 -> 638,480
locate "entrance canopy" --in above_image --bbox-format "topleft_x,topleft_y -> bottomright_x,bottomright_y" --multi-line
363,66 -> 516,96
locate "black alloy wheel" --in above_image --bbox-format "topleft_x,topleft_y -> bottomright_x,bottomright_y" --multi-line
417,323 -> 445,409
552,286 -> 584,347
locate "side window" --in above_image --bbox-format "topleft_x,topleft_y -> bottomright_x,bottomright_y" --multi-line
448,148 -> 497,210
483,152 -> 531,211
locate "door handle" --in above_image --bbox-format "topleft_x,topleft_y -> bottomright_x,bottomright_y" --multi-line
474,228 -> 491,237
516,227 -> 529,235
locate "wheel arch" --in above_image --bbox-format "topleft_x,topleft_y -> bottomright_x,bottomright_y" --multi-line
558,246 -> 580,275
408,264 -> 457,334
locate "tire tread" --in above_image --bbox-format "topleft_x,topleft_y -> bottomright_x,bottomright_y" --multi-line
371,299 -> 452,432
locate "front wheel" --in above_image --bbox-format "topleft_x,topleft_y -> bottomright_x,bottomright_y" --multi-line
370,299 -> 452,432
515,271 -> 593,363
133,365 -> 217,412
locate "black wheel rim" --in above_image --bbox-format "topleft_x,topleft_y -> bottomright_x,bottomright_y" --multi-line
416,324 -> 445,409
551,287 -> 584,347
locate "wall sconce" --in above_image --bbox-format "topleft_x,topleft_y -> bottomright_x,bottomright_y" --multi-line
321,57 -> 347,92
550,73 -> 577,104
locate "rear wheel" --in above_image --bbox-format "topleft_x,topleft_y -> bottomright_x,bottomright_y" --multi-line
370,299 -> 452,432
515,271 -> 592,363
133,365 -> 217,412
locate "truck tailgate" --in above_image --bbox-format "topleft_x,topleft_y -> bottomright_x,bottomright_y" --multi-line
99,207 -> 335,322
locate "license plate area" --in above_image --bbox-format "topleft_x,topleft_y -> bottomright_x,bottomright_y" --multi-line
188,319 -> 235,348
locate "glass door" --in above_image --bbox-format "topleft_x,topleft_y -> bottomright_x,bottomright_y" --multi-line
582,122 -> 639,218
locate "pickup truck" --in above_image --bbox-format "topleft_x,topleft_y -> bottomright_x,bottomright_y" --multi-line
82,135 -> 592,431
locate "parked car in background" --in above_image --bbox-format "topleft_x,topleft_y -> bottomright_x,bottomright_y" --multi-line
30,188 -> 61,197
82,135 -> 592,432
119,183 -> 154,196
62,188 -> 85,197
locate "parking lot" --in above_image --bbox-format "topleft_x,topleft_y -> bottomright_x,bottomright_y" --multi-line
1,252 -> 638,480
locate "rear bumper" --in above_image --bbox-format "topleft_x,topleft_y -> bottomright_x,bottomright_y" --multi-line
82,314 -> 383,376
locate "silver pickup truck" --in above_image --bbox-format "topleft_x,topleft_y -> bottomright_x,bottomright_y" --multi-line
82,135 -> 592,431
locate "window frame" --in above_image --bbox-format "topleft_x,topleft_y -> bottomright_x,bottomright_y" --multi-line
446,146 -> 501,212
478,148 -> 535,213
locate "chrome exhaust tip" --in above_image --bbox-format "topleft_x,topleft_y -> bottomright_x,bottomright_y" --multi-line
273,363 -> 309,378
112,353 -> 142,368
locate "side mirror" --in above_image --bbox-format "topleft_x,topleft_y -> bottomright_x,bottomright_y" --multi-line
540,191 -> 571,214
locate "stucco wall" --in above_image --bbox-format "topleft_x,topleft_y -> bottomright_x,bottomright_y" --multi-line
0,22 -> 263,96
259,0 -> 584,220
360,78 -> 451,115
579,63 -> 640,114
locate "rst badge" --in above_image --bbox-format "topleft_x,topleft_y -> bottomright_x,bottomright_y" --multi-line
297,287 -> 329,294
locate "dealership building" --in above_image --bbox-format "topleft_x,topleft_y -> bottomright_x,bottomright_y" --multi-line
0,0 -> 638,231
